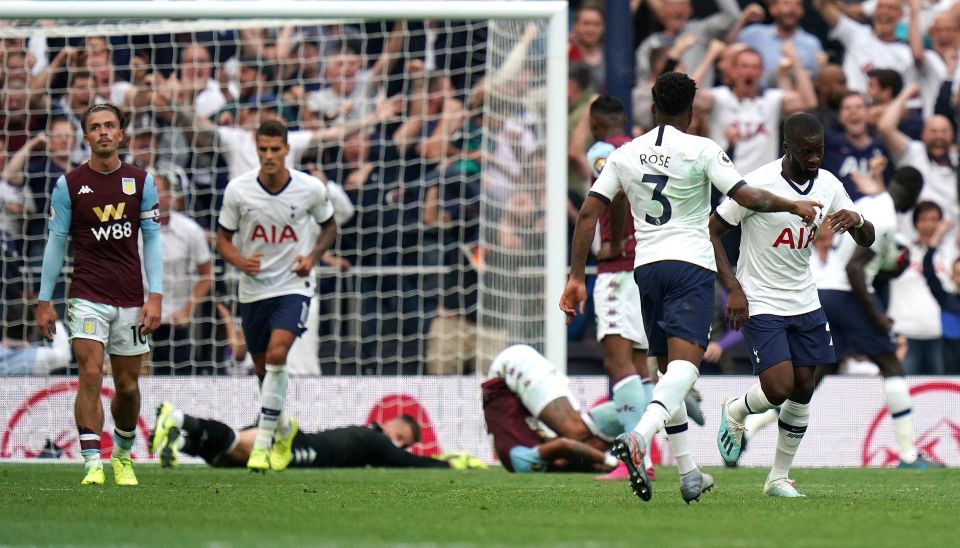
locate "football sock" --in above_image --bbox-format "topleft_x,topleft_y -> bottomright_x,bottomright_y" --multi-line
603,454 -> 619,468
642,378 -> 654,404
78,427 -> 100,471
112,427 -> 136,460
768,400 -> 809,482
728,382 -> 775,423
665,401 -> 696,475
633,360 -> 698,443
883,376 -> 918,463
613,375 -> 648,432
255,364 -> 289,450
258,373 -> 291,438
744,408 -> 779,440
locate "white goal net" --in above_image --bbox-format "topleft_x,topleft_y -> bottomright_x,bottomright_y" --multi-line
0,1 -> 567,459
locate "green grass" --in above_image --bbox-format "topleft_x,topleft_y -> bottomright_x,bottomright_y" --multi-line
0,464 -> 956,546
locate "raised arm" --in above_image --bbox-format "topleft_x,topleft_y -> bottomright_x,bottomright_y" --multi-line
813,0 -> 843,30
875,83 -> 918,158
369,21 -> 406,91
780,42 -> 818,114
907,0 -> 925,67
1,133 -> 46,185
725,3 -> 767,44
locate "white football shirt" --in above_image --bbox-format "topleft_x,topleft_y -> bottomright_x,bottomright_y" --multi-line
217,127 -> 314,182
707,87 -> 785,175
830,16 -> 915,94
218,168 -> 335,303
816,192 -> 898,292
589,124 -> 745,271
715,159 -> 856,315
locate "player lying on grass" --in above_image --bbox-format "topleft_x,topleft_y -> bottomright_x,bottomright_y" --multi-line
710,113 -> 875,497
150,402 -> 484,470
483,344 -> 625,473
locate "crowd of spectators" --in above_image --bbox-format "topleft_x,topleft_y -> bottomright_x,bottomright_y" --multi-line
2,0 -> 960,376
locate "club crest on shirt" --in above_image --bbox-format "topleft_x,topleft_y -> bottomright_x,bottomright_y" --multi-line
121,178 -> 136,196
593,157 -> 606,174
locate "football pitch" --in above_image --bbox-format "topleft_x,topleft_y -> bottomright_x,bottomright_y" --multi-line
1,464 -> 955,546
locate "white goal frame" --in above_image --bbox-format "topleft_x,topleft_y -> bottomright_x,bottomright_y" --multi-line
1,0 -> 570,372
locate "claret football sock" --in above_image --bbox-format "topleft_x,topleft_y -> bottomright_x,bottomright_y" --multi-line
112,427 -> 136,460
79,427 -> 101,471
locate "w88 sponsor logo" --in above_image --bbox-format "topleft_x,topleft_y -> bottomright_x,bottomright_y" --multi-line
91,221 -> 133,241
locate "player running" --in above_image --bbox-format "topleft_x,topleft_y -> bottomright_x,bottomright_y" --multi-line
586,96 -> 655,479
816,165 -> 943,469
560,72 -> 821,503
36,103 -> 163,486
151,403 -> 485,470
483,345 -> 624,473
711,113 -> 875,497
213,120 -> 337,472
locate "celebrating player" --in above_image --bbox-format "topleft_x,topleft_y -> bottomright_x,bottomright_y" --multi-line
151,403 -> 484,470
711,113 -> 875,497
586,96 -> 655,479
816,166 -> 943,469
36,103 -> 163,486
483,345 -> 624,473
560,72 -> 821,503
215,120 -> 337,472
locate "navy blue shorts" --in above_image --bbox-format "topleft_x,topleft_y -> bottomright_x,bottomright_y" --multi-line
633,261 -> 715,357
238,294 -> 311,354
818,289 -> 897,358
742,309 -> 836,374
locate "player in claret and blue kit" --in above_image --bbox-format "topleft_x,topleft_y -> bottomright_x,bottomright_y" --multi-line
710,113 -> 875,497
36,103 -> 164,486
561,72 -> 821,503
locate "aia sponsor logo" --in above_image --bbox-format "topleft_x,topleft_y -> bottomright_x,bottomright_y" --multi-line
250,224 -> 298,244
1,381 -> 151,459
773,226 -> 817,249
365,394 -> 439,457
862,381 -> 960,467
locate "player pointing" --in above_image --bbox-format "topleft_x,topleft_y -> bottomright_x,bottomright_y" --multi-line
36,103 -> 163,486
560,72 -> 821,503
209,120 -> 337,473
710,113 -> 875,496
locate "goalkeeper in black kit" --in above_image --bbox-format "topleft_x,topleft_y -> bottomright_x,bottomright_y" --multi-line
150,402 -> 484,470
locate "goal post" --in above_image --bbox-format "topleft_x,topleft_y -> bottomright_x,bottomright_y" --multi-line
0,0 -> 569,374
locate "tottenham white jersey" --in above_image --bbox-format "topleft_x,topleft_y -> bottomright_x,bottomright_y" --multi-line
589,124 -> 745,272
218,168 -> 335,303
715,159 -> 856,315
707,87 -> 785,175
815,192 -> 898,293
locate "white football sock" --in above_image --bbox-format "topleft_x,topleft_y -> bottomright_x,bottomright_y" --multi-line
744,408 -> 779,440
665,401 -> 696,475
633,360 -> 698,443
728,382 -> 775,423
254,364 -> 289,450
768,399 -> 809,483
884,377 -> 918,463
112,427 -> 136,460
258,373 -> 291,437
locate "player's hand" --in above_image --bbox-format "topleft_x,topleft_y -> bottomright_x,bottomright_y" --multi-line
140,293 -> 162,336
825,209 -> 862,234
703,341 -> 723,363
239,252 -> 263,276
726,287 -> 749,331
743,3 -> 766,23
559,277 -> 587,325
36,301 -> 58,342
291,254 -> 316,277
790,200 -> 823,226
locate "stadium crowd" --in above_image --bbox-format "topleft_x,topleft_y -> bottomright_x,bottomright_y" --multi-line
2,0 -> 960,376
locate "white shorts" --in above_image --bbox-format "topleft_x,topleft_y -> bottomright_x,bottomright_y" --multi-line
66,298 -> 150,356
488,344 -> 579,416
593,271 -> 648,349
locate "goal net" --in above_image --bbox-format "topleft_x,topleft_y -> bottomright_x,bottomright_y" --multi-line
0,1 -> 567,460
